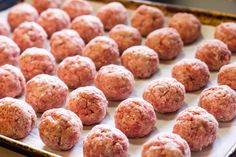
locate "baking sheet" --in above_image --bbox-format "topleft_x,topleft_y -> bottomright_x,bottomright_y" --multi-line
1,1 -> 236,157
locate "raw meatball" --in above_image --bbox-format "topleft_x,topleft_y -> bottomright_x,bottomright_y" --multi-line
38,8 -> 70,37
114,98 -> 156,138
39,108 -> 82,150
168,13 -> 201,44
57,55 -> 96,89
172,59 -> 210,92
0,97 -> 36,139
121,45 -> 159,78
0,64 -> 25,99
142,133 -> 191,157
82,36 -> 119,70
131,5 -> 164,37
143,78 -> 185,113
218,63 -> 236,90
71,15 -> 104,43
50,29 -> 85,62
215,22 -> 236,52
0,36 -> 20,66
12,22 -> 47,51
0,19 -> 10,36
95,64 -> 134,101
199,85 -> 236,122
32,0 -> 61,13
25,74 -> 68,113
195,39 -> 231,71
83,124 -> 129,157
145,27 -> 183,60
66,86 -> 108,125
62,0 -> 93,20
96,2 -> 128,30
7,3 -> 39,30
109,24 -> 142,53
19,47 -> 56,81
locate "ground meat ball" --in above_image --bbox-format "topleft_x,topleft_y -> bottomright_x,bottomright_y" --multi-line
38,8 -> 70,37
83,124 -> 129,157
198,85 -> 236,122
0,97 -> 36,139
50,29 -> 85,62
12,22 -> 47,52
7,3 -> 39,30
0,64 -> 25,99
173,106 -> 218,151
168,13 -> 201,44
131,5 -> 164,37
71,15 -> 104,43
114,98 -> 156,138
57,55 -> 96,89
143,78 -> 185,113
39,108 -> 82,150
96,2 -> 128,30
172,59 -> 210,92
66,86 -> 108,125
0,36 -> 20,66
82,36 -> 119,70
19,47 -> 56,81
32,0 -> 61,13
142,133 -> 191,157
121,46 -> 159,78
195,39 -> 231,71
62,0 -> 93,20
95,64 -> 134,101
25,74 -> 68,112
215,22 -> 236,52
145,27 -> 183,60
0,19 -> 10,36
218,63 -> 236,90
109,24 -> 142,53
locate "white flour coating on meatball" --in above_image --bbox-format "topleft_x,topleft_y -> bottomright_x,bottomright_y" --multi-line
0,19 -> 10,36
217,63 -> 236,90
33,0 -> 61,13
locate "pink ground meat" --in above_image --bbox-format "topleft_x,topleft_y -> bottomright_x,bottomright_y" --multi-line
142,133 -> 191,157
50,29 -> 85,62
168,13 -> 201,45
0,19 -> 10,36
25,74 -> 68,113
96,2 -> 128,31
173,106 -> 218,151
0,64 -> 25,99
109,24 -> 142,53
195,39 -> 231,71
215,22 -> 236,52
7,3 -> 39,30
131,5 -> 164,37
198,85 -> 236,122
19,47 -> 56,81
121,45 -> 159,78
39,108 -> 83,150
143,78 -> 185,113
145,27 -> 183,60
57,55 -> 96,89
115,98 -> 156,138
0,97 -> 36,139
38,8 -> 70,37
71,15 -> 104,44
62,0 -> 93,20
82,36 -> 119,70
172,58 -> 210,92
12,22 -> 47,51
32,0 -> 61,13
0,36 -> 20,66
95,64 -> 134,101
218,63 -> 236,90
83,124 -> 129,157
66,86 -> 108,125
